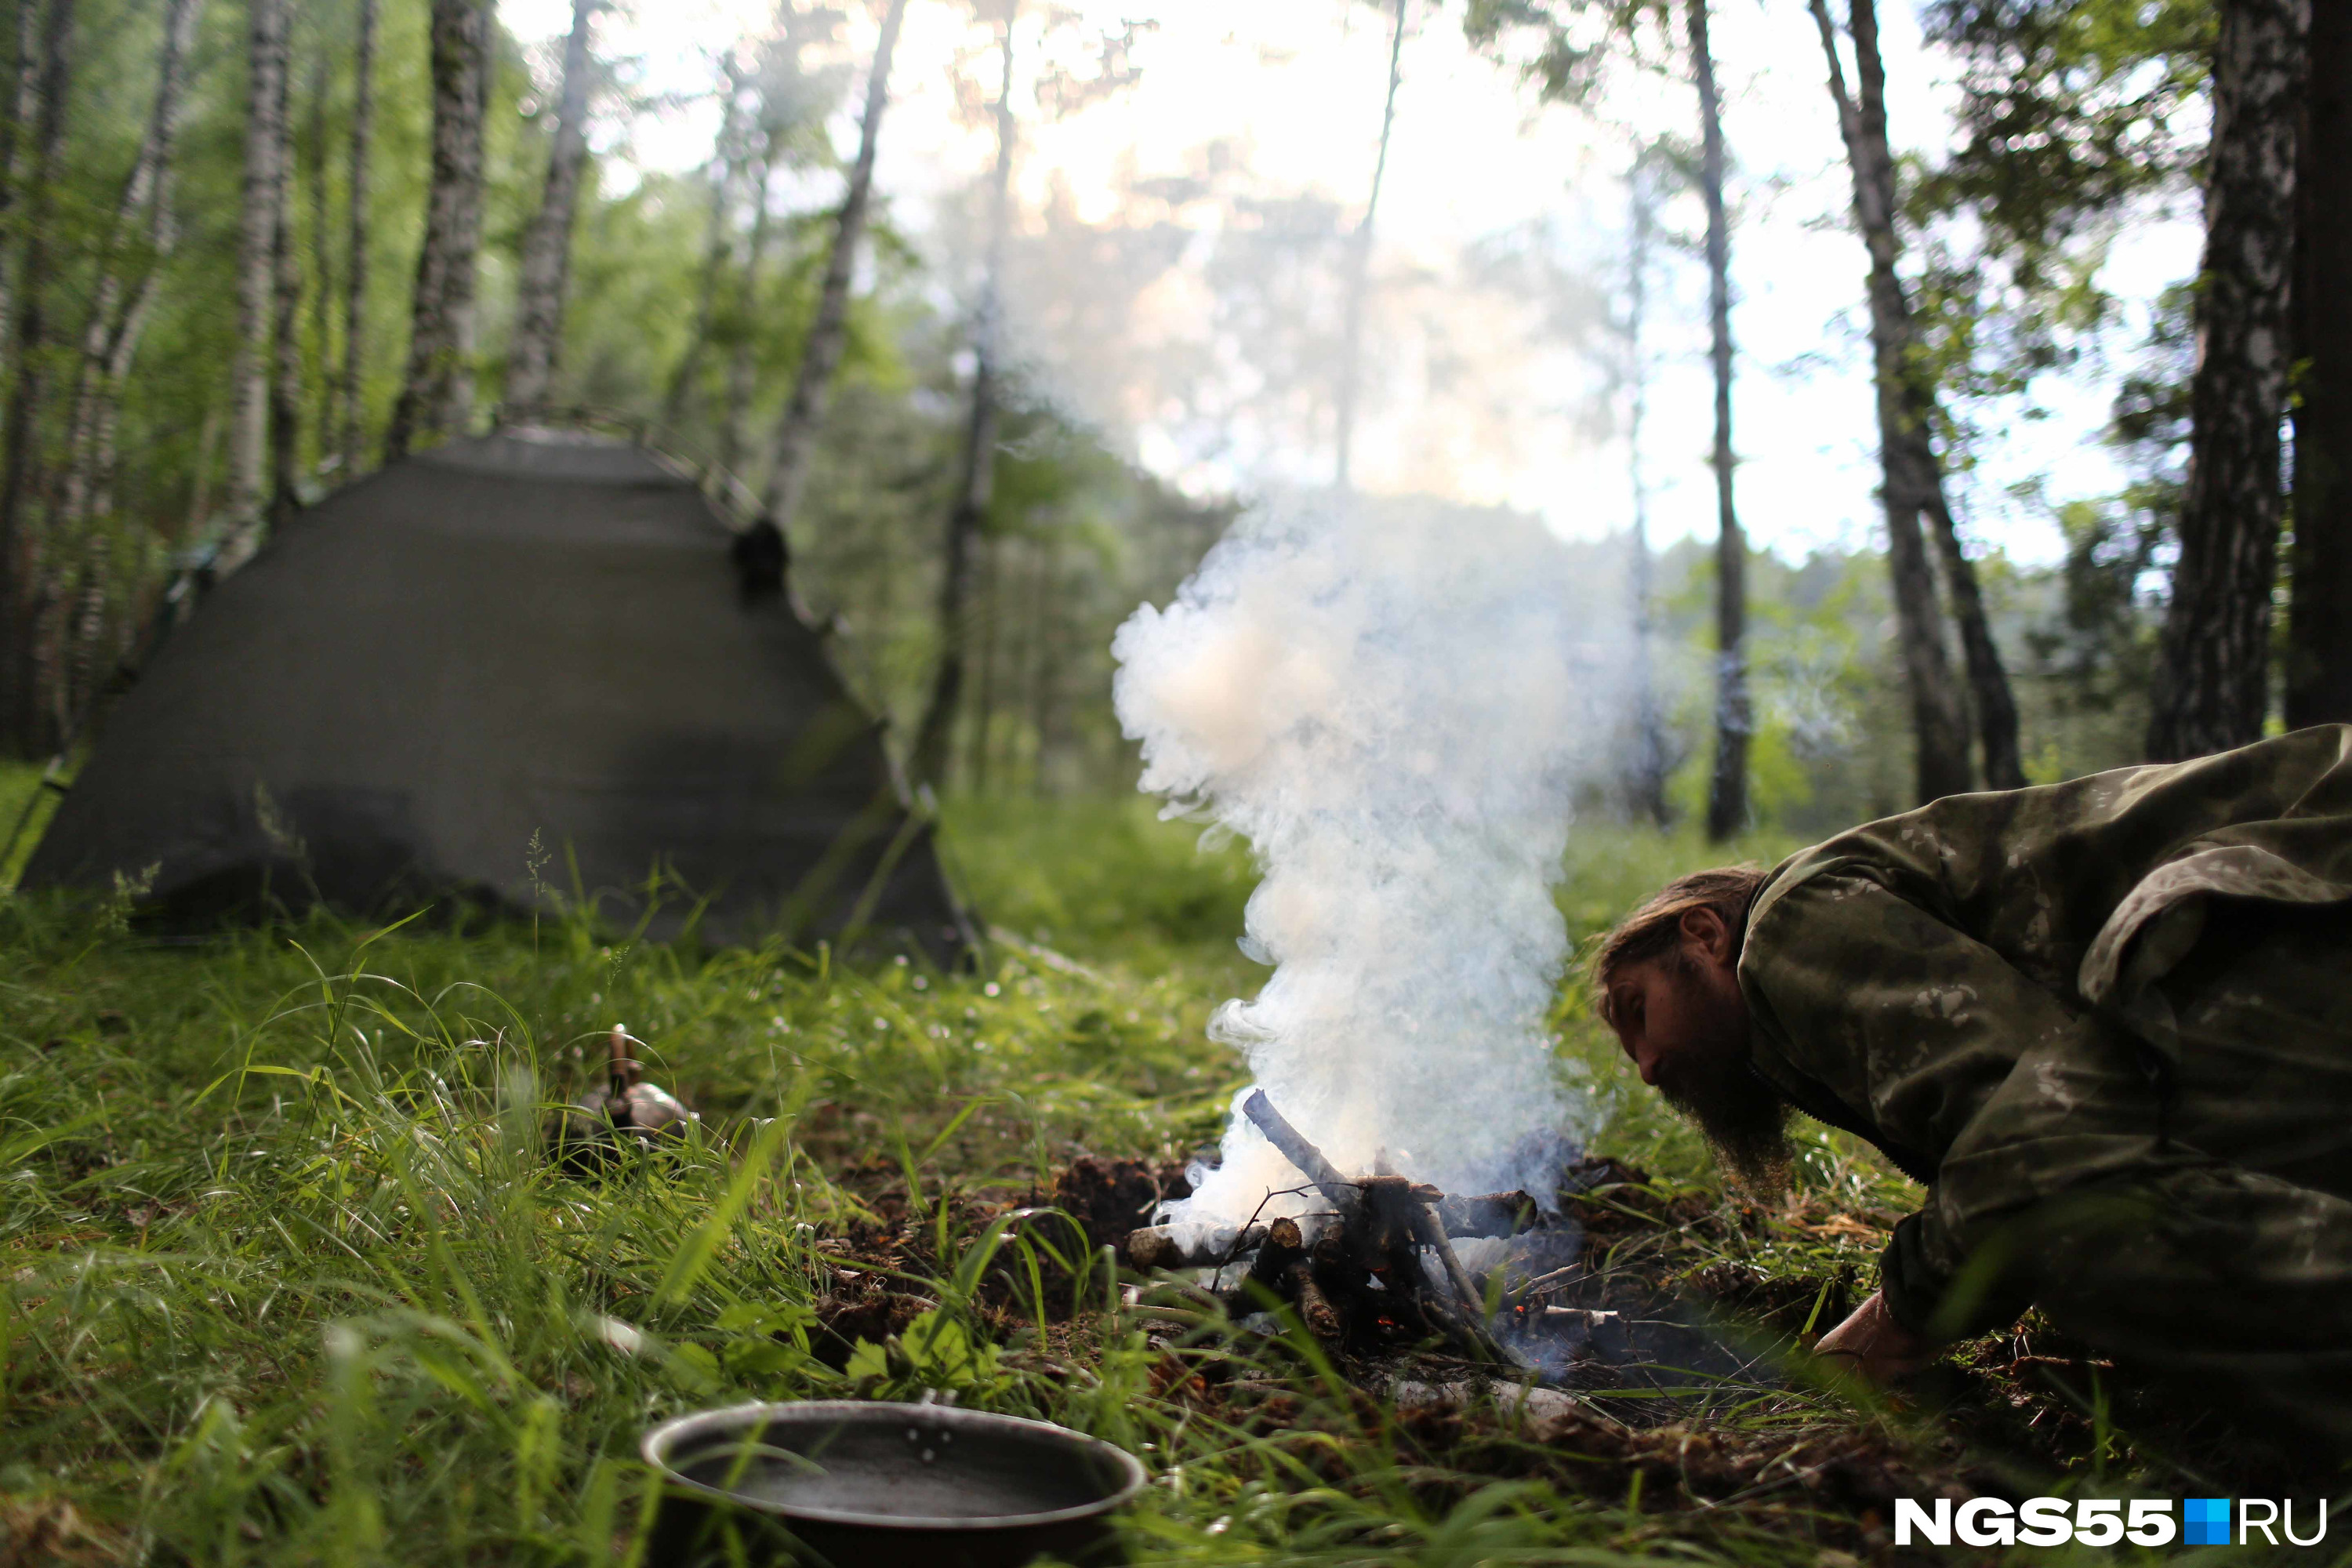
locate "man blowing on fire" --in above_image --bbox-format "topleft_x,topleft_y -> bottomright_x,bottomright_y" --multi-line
1597,724 -> 2352,1450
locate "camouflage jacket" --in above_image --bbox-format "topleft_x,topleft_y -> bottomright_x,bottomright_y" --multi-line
1737,725 -> 2352,1334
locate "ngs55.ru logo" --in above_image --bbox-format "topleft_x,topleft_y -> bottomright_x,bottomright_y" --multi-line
1896,1497 -> 2328,1548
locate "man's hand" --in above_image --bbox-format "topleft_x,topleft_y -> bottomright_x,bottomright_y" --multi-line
1813,1290 -> 1934,1385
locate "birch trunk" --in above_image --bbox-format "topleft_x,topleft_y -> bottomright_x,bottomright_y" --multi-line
1859,0 -> 2022,788
970,531 -> 999,794
2286,0 -> 2350,727
1333,0 -> 1405,492
760,0 -> 909,537
53,0 -> 202,535
910,14 -> 1015,790
268,35 -> 303,521
660,53 -> 750,434
2148,0 -> 2308,760
1690,0 -> 1748,842
1806,0 -> 1972,801
340,0 -> 376,470
47,0 -> 201,730
505,0 -> 597,412
227,0 -> 289,532
0,0 -> 78,756
386,0 -> 490,459
718,123 -> 776,474
1623,160 -> 1670,827
306,48 -> 333,451
441,0 -> 491,436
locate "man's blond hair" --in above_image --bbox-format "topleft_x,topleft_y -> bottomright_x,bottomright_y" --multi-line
1588,866 -> 1767,1026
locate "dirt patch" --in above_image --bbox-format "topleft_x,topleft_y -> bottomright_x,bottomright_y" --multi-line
1047,1156 -> 1192,1261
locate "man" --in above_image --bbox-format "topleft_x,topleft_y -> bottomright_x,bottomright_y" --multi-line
1595,726 -> 2352,1450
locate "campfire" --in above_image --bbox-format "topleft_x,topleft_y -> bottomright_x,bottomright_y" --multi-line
1125,1090 -> 1554,1363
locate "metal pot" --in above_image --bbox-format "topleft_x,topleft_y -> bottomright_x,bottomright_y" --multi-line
641,1400 -> 1147,1568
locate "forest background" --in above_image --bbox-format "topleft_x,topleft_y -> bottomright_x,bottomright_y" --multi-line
0,0 -> 2343,848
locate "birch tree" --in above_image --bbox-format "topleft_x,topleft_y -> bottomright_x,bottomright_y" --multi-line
718,119 -> 779,474
305,49 -> 332,448
506,0 -> 600,412
760,0 -> 910,539
1457,0 -> 1753,833
2147,0 -> 2307,760
386,0 -> 492,459
660,51 -> 753,433
53,0 -> 202,535
1621,151 -> 1671,827
47,0 -> 203,725
910,9 -> 1017,789
1807,0 -> 1973,801
1333,0 -> 1406,492
226,0 -> 289,535
340,0 -> 376,469
1689,0 -> 1748,842
267,31 -> 303,521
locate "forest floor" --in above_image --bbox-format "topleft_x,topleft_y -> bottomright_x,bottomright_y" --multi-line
0,797 -> 2320,1565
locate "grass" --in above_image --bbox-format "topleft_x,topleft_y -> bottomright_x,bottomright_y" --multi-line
0,799 -> 2228,1565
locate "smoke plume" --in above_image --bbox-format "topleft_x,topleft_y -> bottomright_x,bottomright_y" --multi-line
1112,493 -> 1615,1236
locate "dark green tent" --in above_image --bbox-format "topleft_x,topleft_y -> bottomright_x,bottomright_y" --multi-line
20,430 -> 973,960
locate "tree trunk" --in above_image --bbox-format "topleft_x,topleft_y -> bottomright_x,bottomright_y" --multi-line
910,14 -> 1015,791
760,0 -> 909,538
306,47 -> 333,453
719,122 -> 777,475
0,0 -> 44,352
0,0 -> 78,756
340,0 -> 376,471
43,0 -> 201,734
53,0 -> 202,537
2286,0 -> 2350,727
2148,0 -> 2308,760
969,529 -> 999,795
505,0 -> 597,412
1690,0 -> 1748,842
1623,155 -> 1670,827
385,0 -> 490,460
227,0 -> 289,535
268,32 -> 303,522
1852,0 -> 2023,789
661,53 -> 750,434
1333,0 -> 1405,492
1028,528 -> 1061,797
1807,0 -> 1973,802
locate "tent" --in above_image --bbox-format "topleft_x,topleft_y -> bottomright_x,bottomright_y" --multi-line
20,429 -> 974,960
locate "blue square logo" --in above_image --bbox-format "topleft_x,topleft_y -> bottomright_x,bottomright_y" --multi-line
2184,1497 -> 2231,1546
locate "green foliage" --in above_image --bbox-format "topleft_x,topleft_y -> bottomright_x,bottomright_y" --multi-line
1908,0 -> 2212,474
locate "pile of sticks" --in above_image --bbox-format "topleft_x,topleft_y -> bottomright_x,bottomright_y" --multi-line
1126,1090 -> 1548,1363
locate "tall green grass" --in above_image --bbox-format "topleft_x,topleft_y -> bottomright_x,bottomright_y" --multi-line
0,803 -> 1924,1565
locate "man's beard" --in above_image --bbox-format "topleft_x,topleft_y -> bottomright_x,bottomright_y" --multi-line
1653,1019 -> 1792,1196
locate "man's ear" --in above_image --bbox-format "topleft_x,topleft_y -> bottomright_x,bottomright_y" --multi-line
1678,905 -> 1733,965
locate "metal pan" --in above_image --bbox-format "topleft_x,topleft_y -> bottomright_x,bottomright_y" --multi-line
641,1400 -> 1147,1568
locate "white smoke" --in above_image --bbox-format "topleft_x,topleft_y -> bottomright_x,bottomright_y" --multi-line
1112,492 -> 1621,1239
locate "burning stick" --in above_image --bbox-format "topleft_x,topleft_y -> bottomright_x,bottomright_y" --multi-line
1127,1222 -> 1268,1272
1241,1089 -> 1362,1219
1226,1089 -> 1507,1363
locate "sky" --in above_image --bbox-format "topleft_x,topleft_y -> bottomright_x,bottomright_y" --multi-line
502,0 -> 2204,568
